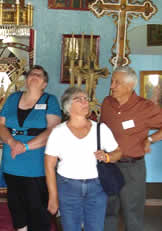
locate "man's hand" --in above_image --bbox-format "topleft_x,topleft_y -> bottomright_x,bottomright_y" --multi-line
144,138 -> 151,153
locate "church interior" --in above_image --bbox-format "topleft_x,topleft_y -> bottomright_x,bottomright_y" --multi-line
0,0 -> 162,230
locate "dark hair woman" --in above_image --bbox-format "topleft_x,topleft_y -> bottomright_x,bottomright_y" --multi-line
0,65 -> 61,231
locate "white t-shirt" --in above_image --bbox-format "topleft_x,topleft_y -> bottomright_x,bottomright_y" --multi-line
45,120 -> 118,179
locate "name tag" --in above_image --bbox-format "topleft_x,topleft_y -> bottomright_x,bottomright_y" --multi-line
122,120 -> 135,130
35,104 -> 46,110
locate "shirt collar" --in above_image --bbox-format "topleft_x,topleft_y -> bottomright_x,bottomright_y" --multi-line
109,91 -> 139,111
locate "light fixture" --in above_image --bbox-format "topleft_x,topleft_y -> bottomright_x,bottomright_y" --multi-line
0,0 -> 33,38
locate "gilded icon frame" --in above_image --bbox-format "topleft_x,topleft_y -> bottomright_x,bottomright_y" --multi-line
48,0 -> 94,10
140,70 -> 162,107
147,24 -> 162,46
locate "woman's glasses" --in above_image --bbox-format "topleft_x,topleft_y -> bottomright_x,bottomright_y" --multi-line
72,96 -> 89,102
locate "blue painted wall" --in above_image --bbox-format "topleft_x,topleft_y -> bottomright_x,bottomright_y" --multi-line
29,0 -> 162,182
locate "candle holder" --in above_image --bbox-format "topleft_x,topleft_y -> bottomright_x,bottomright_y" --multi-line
60,34 -> 100,84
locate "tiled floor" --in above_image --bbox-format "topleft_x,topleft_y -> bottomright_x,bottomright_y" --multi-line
144,206 -> 162,231
144,183 -> 162,231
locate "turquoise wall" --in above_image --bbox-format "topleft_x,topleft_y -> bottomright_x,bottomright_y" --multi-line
29,0 -> 162,182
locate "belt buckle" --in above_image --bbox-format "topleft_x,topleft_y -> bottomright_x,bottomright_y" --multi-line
12,128 -> 17,136
11,129 -> 24,136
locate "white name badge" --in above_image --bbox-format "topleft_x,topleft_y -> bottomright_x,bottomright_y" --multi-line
35,104 -> 46,110
122,120 -> 135,130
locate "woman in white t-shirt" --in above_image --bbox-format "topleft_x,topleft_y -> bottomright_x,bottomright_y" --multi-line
45,87 -> 122,231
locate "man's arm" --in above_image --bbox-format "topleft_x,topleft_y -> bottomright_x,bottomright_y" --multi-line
144,128 -> 162,153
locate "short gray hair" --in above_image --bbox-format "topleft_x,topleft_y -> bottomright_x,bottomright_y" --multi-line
61,87 -> 87,115
112,66 -> 138,89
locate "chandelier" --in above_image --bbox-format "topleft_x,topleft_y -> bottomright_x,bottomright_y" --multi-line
0,0 -> 33,38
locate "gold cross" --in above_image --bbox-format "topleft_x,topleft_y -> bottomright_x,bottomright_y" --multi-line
89,0 -> 157,66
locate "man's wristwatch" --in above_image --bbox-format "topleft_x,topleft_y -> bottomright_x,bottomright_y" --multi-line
148,136 -> 153,143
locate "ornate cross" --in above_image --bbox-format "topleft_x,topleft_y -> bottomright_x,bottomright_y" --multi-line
89,0 -> 157,66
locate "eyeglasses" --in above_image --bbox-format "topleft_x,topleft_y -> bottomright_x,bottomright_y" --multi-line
72,96 -> 89,102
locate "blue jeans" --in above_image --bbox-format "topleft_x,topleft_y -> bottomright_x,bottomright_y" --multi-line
57,174 -> 108,231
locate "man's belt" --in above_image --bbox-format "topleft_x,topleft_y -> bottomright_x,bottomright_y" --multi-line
118,156 -> 144,163
8,128 -> 46,136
